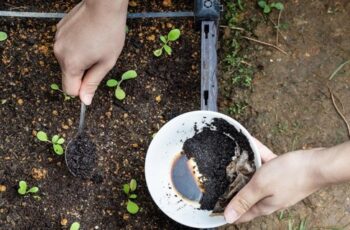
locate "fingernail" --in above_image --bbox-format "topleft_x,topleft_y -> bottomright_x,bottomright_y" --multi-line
81,93 -> 93,105
224,208 -> 239,224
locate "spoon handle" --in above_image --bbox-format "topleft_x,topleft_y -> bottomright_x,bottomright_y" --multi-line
78,102 -> 86,134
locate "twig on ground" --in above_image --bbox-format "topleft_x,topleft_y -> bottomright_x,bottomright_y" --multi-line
329,59 -> 350,80
219,25 -> 245,31
241,36 -> 288,55
328,88 -> 350,139
240,60 -> 252,66
268,15 -> 287,42
276,9 -> 283,46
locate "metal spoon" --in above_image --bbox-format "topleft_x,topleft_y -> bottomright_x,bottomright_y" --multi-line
65,102 -> 86,176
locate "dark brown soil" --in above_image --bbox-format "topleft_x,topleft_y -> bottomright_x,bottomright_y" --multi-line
65,132 -> 97,179
183,118 -> 254,210
0,11 -> 199,230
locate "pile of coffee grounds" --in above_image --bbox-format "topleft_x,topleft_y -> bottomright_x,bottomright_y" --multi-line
66,133 -> 97,179
182,118 -> 254,210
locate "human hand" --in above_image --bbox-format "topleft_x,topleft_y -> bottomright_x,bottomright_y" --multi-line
224,141 -> 325,223
54,0 -> 128,105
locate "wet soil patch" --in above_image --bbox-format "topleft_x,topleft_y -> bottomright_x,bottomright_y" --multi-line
183,118 -> 254,210
66,133 -> 97,179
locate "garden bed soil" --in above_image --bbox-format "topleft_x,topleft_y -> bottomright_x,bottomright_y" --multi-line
0,12 -> 199,230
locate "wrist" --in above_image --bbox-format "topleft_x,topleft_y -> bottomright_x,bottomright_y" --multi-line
313,142 -> 350,186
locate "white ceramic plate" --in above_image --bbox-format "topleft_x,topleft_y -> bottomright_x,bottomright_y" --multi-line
145,111 -> 261,228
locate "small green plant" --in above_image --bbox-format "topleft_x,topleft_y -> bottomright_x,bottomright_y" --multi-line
36,131 -> 65,155
258,1 -> 284,14
123,179 -> 139,214
18,180 -> 39,195
0,31 -> 8,42
227,101 -> 248,116
106,70 -> 137,100
50,83 -> 73,101
153,29 -> 181,57
70,222 -> 80,230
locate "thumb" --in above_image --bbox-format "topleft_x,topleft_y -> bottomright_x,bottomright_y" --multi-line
79,63 -> 111,105
224,181 -> 264,223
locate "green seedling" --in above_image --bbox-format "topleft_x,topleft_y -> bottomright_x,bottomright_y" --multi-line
50,83 -> 73,101
70,222 -> 80,230
153,28 -> 181,57
36,131 -> 65,155
106,70 -> 137,100
18,180 -> 39,196
122,179 -> 139,214
0,31 -> 8,42
258,1 -> 284,14
227,101 -> 248,116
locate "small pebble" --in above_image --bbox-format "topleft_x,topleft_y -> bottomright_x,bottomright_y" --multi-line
0,185 -> 6,192
155,95 -> 161,103
146,34 -> 155,41
17,99 -> 24,105
31,168 -> 47,180
60,218 -> 68,226
166,22 -> 173,28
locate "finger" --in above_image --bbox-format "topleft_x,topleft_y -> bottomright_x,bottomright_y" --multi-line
235,201 -> 275,223
252,137 -> 277,163
57,2 -> 83,30
62,70 -> 84,97
224,181 -> 266,224
60,58 -> 85,96
79,62 -> 111,105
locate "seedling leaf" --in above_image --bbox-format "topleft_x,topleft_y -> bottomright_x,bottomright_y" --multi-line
167,29 -> 181,41
57,137 -> 65,145
160,35 -> 167,44
70,222 -> 80,230
28,187 -> 39,193
52,135 -> 59,143
127,200 -> 139,214
0,31 -> 8,42
153,48 -> 163,57
53,144 -> 64,155
130,179 -> 137,192
50,83 -> 59,90
115,87 -> 126,100
163,44 -> 172,55
18,181 -> 27,195
129,194 -> 137,199
258,0 -> 267,8
122,70 -> 137,80
37,131 -> 48,142
106,79 -> 118,87
123,184 -> 130,194
273,2 -> 284,10
263,5 -> 271,13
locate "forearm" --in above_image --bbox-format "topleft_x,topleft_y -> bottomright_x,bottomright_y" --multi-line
316,141 -> 350,185
85,0 -> 129,15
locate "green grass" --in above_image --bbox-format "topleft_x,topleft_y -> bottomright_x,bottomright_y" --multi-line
223,0 -> 254,88
226,101 -> 248,116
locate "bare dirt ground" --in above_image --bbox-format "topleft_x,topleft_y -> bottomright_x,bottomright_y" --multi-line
220,0 -> 350,229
